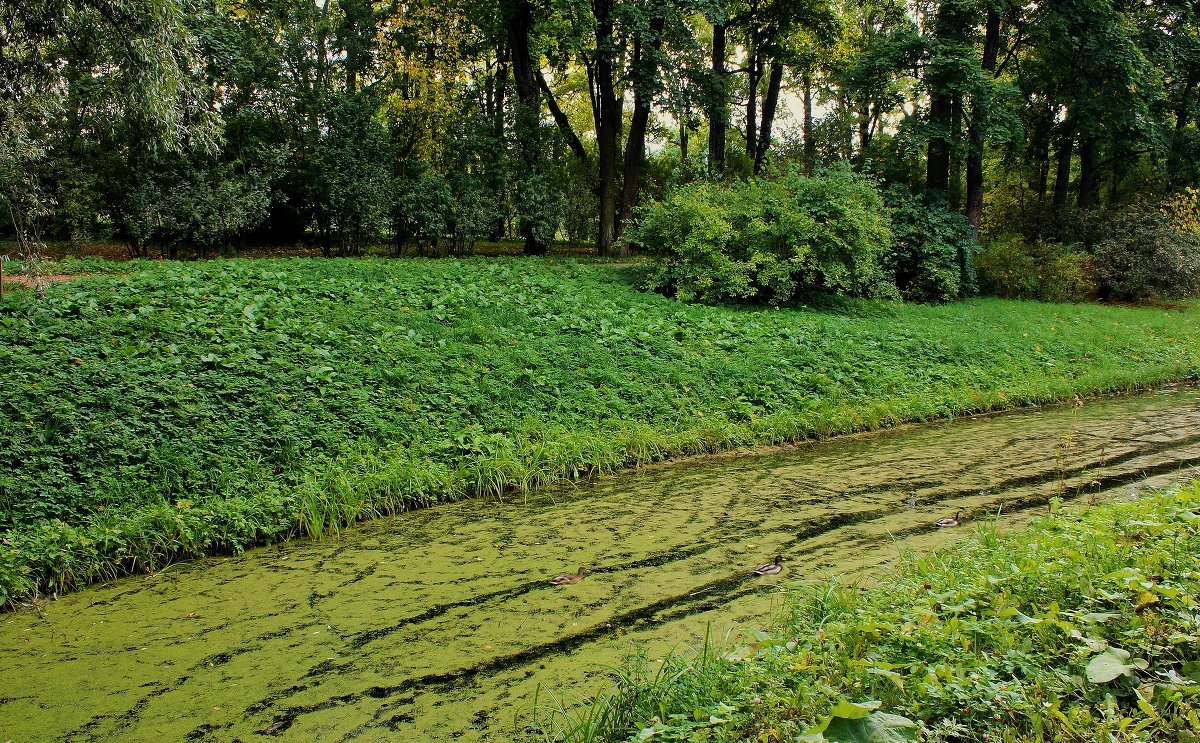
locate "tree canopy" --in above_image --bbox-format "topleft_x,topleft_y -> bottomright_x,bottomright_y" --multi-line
3,0 -> 1199,266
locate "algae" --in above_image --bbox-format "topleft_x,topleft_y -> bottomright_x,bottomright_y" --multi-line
1,387 -> 1198,741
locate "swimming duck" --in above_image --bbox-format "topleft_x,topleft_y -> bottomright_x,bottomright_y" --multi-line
753,556 -> 784,576
550,567 -> 589,586
936,511 -> 961,528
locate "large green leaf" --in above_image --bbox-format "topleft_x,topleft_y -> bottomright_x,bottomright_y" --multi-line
1086,646 -> 1139,683
802,711 -> 919,743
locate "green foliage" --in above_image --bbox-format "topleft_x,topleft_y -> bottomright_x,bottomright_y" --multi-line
1,259 -> 1198,602
548,482 -> 1200,742
124,149 -> 280,257
1091,202 -> 1200,301
321,97 -> 393,255
881,189 -> 974,302
977,236 -> 1097,303
394,170 -> 454,250
637,167 -> 895,304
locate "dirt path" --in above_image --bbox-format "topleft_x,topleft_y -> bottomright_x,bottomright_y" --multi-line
0,273 -> 77,287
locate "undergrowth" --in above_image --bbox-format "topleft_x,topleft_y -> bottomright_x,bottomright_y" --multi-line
539,482 -> 1200,742
0,258 -> 1198,603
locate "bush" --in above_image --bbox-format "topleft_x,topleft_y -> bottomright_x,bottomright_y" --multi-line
882,189 -> 975,302
977,236 -> 1096,302
980,195 -> 1102,247
636,167 -> 895,304
1161,187 -> 1200,238
1091,201 -> 1200,301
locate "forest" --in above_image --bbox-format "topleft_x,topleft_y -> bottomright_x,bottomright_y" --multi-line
3,0 -> 1200,304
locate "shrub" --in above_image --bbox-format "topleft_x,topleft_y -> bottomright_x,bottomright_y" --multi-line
636,167 -> 895,304
882,189 -> 975,302
980,196 -> 1101,247
1161,187 -> 1200,237
1091,201 -> 1200,301
977,236 -> 1096,302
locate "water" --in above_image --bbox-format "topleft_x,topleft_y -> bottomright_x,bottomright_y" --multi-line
2,387 -> 1199,741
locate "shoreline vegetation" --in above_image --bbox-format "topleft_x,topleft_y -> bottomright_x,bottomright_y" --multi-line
1,257 -> 1198,605
539,481 -> 1200,742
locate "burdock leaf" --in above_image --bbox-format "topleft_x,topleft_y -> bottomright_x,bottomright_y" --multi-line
1087,646 -> 1137,683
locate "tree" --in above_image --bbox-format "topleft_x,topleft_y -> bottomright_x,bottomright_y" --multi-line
0,0 -> 216,251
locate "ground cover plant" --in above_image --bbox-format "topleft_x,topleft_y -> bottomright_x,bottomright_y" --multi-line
0,258 -> 1198,603
541,482 -> 1200,742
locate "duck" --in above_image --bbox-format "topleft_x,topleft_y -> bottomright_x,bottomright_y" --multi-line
752,555 -> 784,576
936,511 -> 961,528
550,567 -> 589,586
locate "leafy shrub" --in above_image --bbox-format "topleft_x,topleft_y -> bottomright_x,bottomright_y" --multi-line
393,171 -> 453,251
977,236 -> 1096,302
124,150 -> 278,258
320,97 -> 392,255
1091,201 -> 1200,301
882,189 -> 975,302
980,193 -> 1102,248
1161,187 -> 1200,237
636,166 -> 895,304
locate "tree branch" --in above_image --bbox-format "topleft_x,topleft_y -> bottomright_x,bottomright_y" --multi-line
535,70 -> 590,164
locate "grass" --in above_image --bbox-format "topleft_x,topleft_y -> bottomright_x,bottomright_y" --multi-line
0,256 -> 1198,604
539,482 -> 1200,742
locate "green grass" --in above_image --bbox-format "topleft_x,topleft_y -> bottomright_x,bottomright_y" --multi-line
540,482 -> 1200,742
0,257 -> 1198,603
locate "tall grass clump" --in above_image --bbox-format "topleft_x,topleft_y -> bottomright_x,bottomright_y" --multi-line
543,482 -> 1200,742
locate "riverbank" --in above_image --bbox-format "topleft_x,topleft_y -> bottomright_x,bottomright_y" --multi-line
546,480 -> 1200,742
1,257 -> 1198,603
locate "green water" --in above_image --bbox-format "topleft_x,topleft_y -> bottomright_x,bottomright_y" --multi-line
3,388 -> 1200,741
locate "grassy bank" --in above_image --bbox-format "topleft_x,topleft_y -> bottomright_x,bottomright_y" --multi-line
542,482 -> 1200,742
0,258 -> 1198,603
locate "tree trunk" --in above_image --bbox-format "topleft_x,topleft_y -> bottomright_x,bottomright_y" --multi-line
856,103 -> 870,162
321,223 -> 332,258
1177,72 -> 1198,134
1052,130 -> 1074,210
493,47 -> 509,139
594,0 -> 621,256
840,95 -> 854,160
1030,108 -> 1053,203
753,61 -> 784,174
1169,70 -> 1197,187
1077,136 -> 1097,210
925,0 -> 972,199
536,72 -> 589,164
966,7 -> 1000,236
926,91 -> 953,194
802,71 -> 815,174
744,45 -> 760,160
503,0 -> 548,255
707,22 -> 727,174
949,94 -> 963,210
965,119 -> 984,233
1036,151 -> 1049,203
490,48 -> 510,241
618,13 -> 666,246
